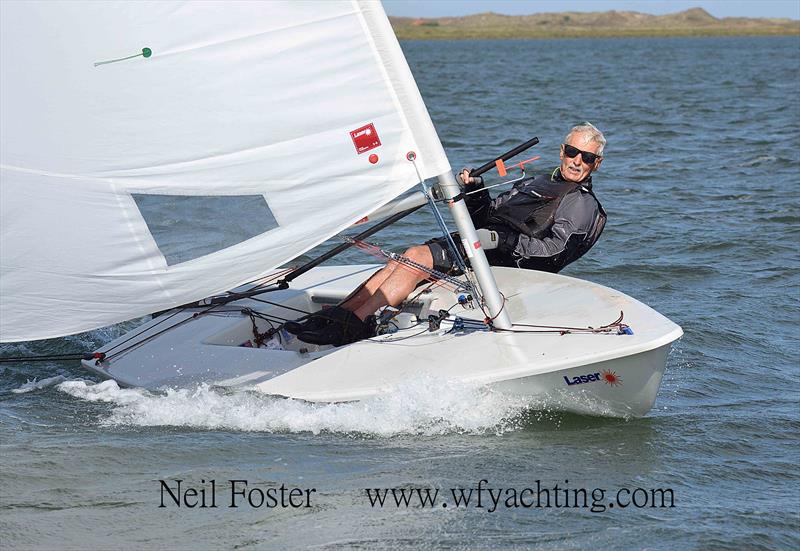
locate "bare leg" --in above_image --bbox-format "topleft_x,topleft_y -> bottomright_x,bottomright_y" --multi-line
339,262 -> 399,313
350,245 -> 433,321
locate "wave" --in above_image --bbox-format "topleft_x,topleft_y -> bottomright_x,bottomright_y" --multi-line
55,377 -> 532,437
11,375 -> 67,394
736,155 -> 777,167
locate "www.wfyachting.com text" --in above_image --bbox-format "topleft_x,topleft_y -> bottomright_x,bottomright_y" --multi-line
365,479 -> 675,513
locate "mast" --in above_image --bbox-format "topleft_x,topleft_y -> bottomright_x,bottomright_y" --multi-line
435,171 -> 512,330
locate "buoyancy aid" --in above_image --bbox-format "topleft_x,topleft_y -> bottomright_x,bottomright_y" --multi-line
467,168 -> 607,272
487,168 -> 605,239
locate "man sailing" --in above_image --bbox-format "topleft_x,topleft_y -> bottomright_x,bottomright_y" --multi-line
289,122 -> 607,346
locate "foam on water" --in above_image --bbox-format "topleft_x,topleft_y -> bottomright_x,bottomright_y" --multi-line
56,377 -> 531,437
11,375 -> 67,394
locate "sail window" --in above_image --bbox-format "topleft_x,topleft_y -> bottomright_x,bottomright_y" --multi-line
132,194 -> 279,265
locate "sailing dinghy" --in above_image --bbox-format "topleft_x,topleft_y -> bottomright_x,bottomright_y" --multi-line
0,1 -> 681,417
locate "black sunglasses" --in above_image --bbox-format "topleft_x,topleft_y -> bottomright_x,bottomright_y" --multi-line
563,143 -> 601,165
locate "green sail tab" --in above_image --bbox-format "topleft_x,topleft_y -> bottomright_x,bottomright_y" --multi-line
94,47 -> 152,67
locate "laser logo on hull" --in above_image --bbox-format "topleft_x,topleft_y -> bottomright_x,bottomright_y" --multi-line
563,372 -> 600,386
563,370 -> 623,387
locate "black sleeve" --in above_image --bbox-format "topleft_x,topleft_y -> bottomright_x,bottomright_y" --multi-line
464,181 -> 491,228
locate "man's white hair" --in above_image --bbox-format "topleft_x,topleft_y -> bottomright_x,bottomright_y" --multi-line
566,122 -> 606,157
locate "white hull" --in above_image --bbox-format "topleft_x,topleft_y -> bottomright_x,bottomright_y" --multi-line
82,265 -> 682,417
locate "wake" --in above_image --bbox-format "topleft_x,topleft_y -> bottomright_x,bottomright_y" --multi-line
52,376 -> 531,437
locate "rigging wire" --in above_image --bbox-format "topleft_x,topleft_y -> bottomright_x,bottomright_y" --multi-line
102,309 -> 185,356
345,238 -> 468,292
0,353 -> 87,363
231,266 -> 297,295
408,156 -> 484,309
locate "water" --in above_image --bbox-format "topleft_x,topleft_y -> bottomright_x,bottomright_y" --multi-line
2,37 -> 799,549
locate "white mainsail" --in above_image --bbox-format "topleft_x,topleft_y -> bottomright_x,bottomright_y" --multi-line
0,1 -> 450,342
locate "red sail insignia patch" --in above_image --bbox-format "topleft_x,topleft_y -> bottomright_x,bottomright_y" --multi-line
350,123 -> 381,154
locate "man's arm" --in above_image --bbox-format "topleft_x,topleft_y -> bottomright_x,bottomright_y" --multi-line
496,191 -> 600,272
459,168 -> 492,228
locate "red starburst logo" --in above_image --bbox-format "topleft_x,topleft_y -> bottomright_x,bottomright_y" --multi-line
601,370 -> 623,387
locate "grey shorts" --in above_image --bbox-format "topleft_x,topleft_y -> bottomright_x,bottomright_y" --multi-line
425,233 -> 465,276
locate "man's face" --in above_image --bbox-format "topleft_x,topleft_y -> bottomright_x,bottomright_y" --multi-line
559,131 -> 603,183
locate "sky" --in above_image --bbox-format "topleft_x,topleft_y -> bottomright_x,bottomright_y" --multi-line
382,1 -> 800,20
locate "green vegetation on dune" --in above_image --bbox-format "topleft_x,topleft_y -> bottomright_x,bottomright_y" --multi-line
389,8 -> 800,40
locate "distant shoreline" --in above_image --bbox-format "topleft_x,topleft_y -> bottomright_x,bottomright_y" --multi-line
389,8 -> 800,40
393,29 -> 800,40
393,30 -> 800,40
